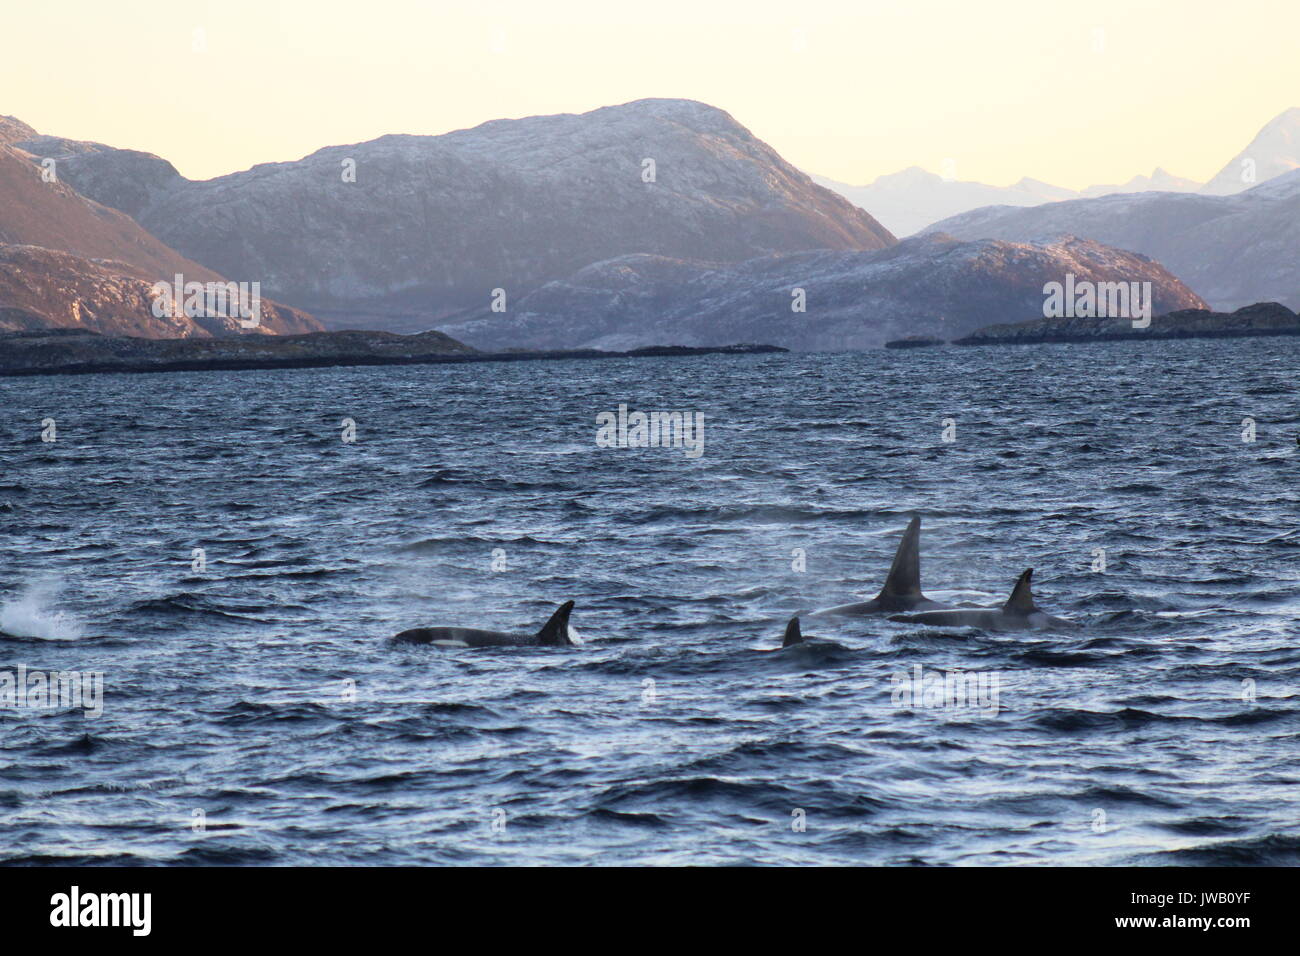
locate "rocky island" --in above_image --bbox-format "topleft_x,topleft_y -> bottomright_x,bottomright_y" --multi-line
884,335 -> 945,349
952,302 -> 1300,346
0,328 -> 785,377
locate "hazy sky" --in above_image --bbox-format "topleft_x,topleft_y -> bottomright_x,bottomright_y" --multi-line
5,0 -> 1297,187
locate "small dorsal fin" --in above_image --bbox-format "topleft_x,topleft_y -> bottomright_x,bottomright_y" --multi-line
1002,569 -> 1038,614
536,601 -> 575,645
782,617 -> 804,647
876,516 -> 923,599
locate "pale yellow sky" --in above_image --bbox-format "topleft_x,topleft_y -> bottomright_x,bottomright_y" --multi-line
4,0 -> 1296,188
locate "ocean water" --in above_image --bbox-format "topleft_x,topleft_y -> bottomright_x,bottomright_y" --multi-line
0,339 -> 1297,866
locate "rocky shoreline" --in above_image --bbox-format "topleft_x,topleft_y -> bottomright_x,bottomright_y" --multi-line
884,336 -> 945,349
0,328 -> 785,377
952,302 -> 1300,346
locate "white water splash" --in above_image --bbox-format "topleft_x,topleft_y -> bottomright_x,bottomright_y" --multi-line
0,582 -> 84,640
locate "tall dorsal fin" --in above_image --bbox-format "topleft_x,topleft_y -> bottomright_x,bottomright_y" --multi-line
782,617 -> 804,647
876,516 -> 923,598
1002,569 -> 1038,614
536,601 -> 575,645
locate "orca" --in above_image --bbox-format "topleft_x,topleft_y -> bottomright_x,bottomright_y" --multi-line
393,600 -> 579,648
775,616 -> 849,652
889,569 -> 1075,631
806,516 -> 953,618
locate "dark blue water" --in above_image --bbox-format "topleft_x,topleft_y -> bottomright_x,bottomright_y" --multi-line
1,340 -> 1297,865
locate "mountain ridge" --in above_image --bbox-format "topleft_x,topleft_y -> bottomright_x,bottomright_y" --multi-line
815,107 -> 1297,235
923,169 -> 1300,311
12,99 -> 896,330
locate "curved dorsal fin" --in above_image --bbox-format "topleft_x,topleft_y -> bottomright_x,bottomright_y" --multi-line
782,617 -> 804,647
876,516 -> 923,598
536,601 -> 575,645
1002,569 -> 1038,614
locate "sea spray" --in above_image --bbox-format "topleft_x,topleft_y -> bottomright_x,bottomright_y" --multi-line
0,581 -> 84,640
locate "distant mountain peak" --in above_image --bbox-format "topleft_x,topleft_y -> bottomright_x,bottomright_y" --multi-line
815,169 -> 1076,236
599,97 -> 734,121
1261,106 -> 1300,130
1202,106 -> 1300,195
878,166 -> 943,185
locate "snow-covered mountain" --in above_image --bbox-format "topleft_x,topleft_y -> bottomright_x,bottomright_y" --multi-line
12,100 -> 895,330
815,166 -> 1207,236
437,234 -> 1206,352
1201,107 -> 1300,195
816,108 -> 1300,235
1081,168 -> 1201,198
923,168 -> 1300,311
12,130 -> 185,221
812,168 -> 1077,238
0,139 -> 320,336
0,141 -> 211,283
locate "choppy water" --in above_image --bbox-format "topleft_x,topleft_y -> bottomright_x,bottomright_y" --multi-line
1,339 -> 1297,866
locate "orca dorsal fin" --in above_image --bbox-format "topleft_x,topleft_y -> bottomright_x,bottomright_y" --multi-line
1003,569 -> 1038,615
876,516 -> 923,599
782,617 -> 804,647
536,601 -> 575,645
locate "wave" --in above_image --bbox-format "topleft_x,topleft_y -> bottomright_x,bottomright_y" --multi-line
128,592 -> 272,622
1143,834 -> 1300,866
415,468 -> 571,492
0,581 -> 85,640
